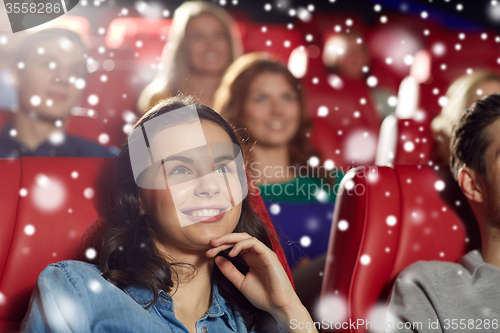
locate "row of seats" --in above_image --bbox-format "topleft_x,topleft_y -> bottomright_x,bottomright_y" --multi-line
4,12 -> 499,169
0,158 -> 481,332
321,164 -> 480,332
0,157 -> 292,332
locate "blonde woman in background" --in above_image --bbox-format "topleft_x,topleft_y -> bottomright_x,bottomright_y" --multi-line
137,1 -> 241,112
431,70 -> 500,164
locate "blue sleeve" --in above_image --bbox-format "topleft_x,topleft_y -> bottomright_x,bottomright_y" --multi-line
21,265 -> 92,332
21,262 -> 165,333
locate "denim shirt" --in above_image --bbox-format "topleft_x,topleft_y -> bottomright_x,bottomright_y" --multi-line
21,260 -> 268,332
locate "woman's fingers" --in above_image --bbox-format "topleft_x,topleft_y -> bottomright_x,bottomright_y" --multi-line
227,237 -> 266,257
214,256 -> 245,289
206,233 -> 254,258
205,244 -> 233,257
209,232 -> 251,247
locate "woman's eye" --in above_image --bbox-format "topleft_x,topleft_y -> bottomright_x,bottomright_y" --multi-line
191,33 -> 205,42
283,93 -> 296,102
170,167 -> 190,175
214,164 -> 229,173
254,95 -> 267,102
214,32 -> 226,40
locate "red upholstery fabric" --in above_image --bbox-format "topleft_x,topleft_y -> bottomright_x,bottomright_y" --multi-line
240,22 -> 302,63
306,77 -> 381,169
393,119 -> 434,165
0,159 -> 20,279
0,158 -> 114,332
0,158 -> 292,332
321,165 -> 479,333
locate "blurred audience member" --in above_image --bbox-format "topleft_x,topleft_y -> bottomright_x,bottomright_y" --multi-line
0,28 -> 115,158
0,34 -> 21,111
431,70 -> 500,165
322,30 -> 396,118
387,93 -> 500,332
214,52 -> 339,268
138,1 -> 241,112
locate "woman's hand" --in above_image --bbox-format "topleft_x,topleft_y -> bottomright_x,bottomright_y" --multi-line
206,233 -> 318,333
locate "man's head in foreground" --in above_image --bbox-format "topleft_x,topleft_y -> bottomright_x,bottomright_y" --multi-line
451,92 -> 500,233
13,28 -> 87,121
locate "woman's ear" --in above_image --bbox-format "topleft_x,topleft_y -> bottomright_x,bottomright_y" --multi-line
458,167 -> 485,204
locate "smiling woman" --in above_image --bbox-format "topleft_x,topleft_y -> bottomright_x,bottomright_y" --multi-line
21,96 -> 318,333
137,1 -> 241,112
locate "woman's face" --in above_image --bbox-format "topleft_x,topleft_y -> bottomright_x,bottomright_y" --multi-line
184,13 -> 232,76
140,120 -> 243,254
242,72 -> 301,147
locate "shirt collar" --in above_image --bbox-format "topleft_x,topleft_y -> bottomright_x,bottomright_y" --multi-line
460,249 -> 500,276
124,283 -> 237,331
203,284 -> 237,331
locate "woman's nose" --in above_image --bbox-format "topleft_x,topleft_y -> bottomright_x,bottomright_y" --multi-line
195,173 -> 221,198
271,99 -> 286,116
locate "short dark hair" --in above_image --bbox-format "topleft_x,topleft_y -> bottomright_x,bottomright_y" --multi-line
15,28 -> 86,62
450,92 -> 500,180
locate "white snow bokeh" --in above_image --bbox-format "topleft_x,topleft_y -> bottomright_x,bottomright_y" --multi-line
315,294 -> 348,324
403,141 -> 415,152
324,159 -> 335,170
269,203 -> 281,215
367,303 -> 389,333
287,46 -> 307,78
45,293 -> 87,331
328,74 -> 343,90
371,27 -> 423,75
88,279 -> 103,294
386,215 -> 397,227
434,180 -> 445,191
98,133 -> 110,145
300,235 -> 312,247
338,219 -> 349,231
306,218 -> 321,232
360,254 -> 371,265
84,188 -> 95,199
344,131 -> 377,164
30,95 -> 41,107
315,189 -> 329,202
32,174 -> 66,212
24,224 -> 35,236
85,248 -> 97,260
308,156 -> 320,167
317,106 -> 329,117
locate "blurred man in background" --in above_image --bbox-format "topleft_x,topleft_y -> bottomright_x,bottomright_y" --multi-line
0,28 -> 115,157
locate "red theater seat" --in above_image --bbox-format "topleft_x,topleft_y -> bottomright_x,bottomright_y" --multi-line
306,77 -> 381,169
0,157 -> 291,332
240,22 -> 302,62
0,159 -> 20,280
376,115 -> 435,165
320,165 -> 479,333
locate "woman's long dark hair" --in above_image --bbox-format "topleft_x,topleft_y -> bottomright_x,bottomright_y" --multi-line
82,96 -> 277,331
